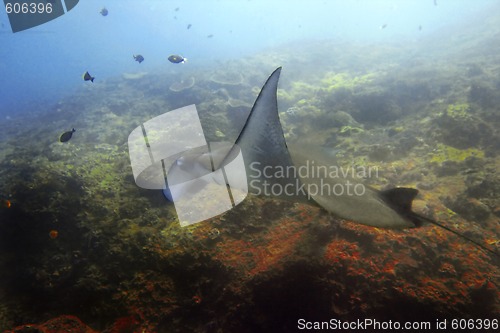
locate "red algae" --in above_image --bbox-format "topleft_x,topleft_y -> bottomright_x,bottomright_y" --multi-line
107,316 -> 139,333
324,239 -> 360,263
6,315 -> 98,333
214,216 -> 306,278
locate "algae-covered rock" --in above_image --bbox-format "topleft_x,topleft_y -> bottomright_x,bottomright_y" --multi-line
445,195 -> 491,221
332,110 -> 359,127
366,144 -> 394,161
435,103 -> 492,149
339,125 -> 364,136
468,82 -> 499,109
320,71 -> 376,92
351,91 -> 402,124
429,143 -> 484,164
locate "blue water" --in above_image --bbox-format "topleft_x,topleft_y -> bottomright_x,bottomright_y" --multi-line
0,0 -> 496,118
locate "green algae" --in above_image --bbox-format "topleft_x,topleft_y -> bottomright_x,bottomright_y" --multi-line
445,103 -> 472,120
391,126 -> 405,134
339,125 -> 364,135
278,81 -> 318,106
321,72 -> 375,92
429,143 -> 484,164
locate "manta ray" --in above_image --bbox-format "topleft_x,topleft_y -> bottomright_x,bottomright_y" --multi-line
164,67 -> 498,256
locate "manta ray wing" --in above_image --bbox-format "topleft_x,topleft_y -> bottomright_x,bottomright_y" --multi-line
228,67 -> 309,202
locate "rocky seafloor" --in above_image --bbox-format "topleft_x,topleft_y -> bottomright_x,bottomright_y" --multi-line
0,36 -> 499,332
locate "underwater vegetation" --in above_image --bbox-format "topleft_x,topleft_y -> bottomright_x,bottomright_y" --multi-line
1,36 -> 500,332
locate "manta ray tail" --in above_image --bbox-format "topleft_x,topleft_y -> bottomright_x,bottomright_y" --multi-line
414,211 -> 499,258
380,187 -> 499,257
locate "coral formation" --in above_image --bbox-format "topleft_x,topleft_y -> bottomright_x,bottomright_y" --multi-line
169,76 -> 195,92
1,33 -> 500,332
320,72 -> 376,92
429,143 -> 484,164
209,71 -> 244,85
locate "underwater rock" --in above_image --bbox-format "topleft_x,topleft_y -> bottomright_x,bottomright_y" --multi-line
47,141 -> 77,161
399,170 -> 423,183
468,83 -> 498,109
432,144 -> 484,163
430,143 -> 485,176
169,77 -> 195,92
416,182 -> 435,190
396,134 -> 422,153
435,103 -> 492,149
465,63 -> 484,77
209,71 -> 244,85
445,195 -> 491,221
387,126 -> 404,137
492,206 -> 500,218
331,110 -> 360,128
338,125 -> 364,136
352,92 -> 402,124
366,144 -> 394,161
465,173 -> 499,199
435,160 -> 461,177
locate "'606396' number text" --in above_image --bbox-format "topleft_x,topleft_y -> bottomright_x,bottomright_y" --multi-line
5,2 -> 53,14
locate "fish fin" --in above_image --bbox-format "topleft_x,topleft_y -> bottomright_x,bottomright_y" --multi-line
379,187 -> 418,211
229,67 -> 307,202
91,77 -> 95,82
379,187 -> 420,225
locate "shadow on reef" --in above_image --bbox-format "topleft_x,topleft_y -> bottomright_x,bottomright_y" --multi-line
0,158 -> 123,326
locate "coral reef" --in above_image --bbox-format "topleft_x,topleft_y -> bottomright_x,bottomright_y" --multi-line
169,76 -> 195,92
209,70 -> 244,86
1,34 -> 500,332
433,103 -> 493,149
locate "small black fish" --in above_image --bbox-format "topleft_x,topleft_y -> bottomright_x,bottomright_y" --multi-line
175,7 -> 179,11
207,34 -> 214,38
187,24 -> 192,29
83,71 -> 94,82
100,7 -> 108,16
168,55 -> 187,64
419,25 -> 422,31
133,54 -> 144,63
60,128 -> 75,143
380,24 -> 387,29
